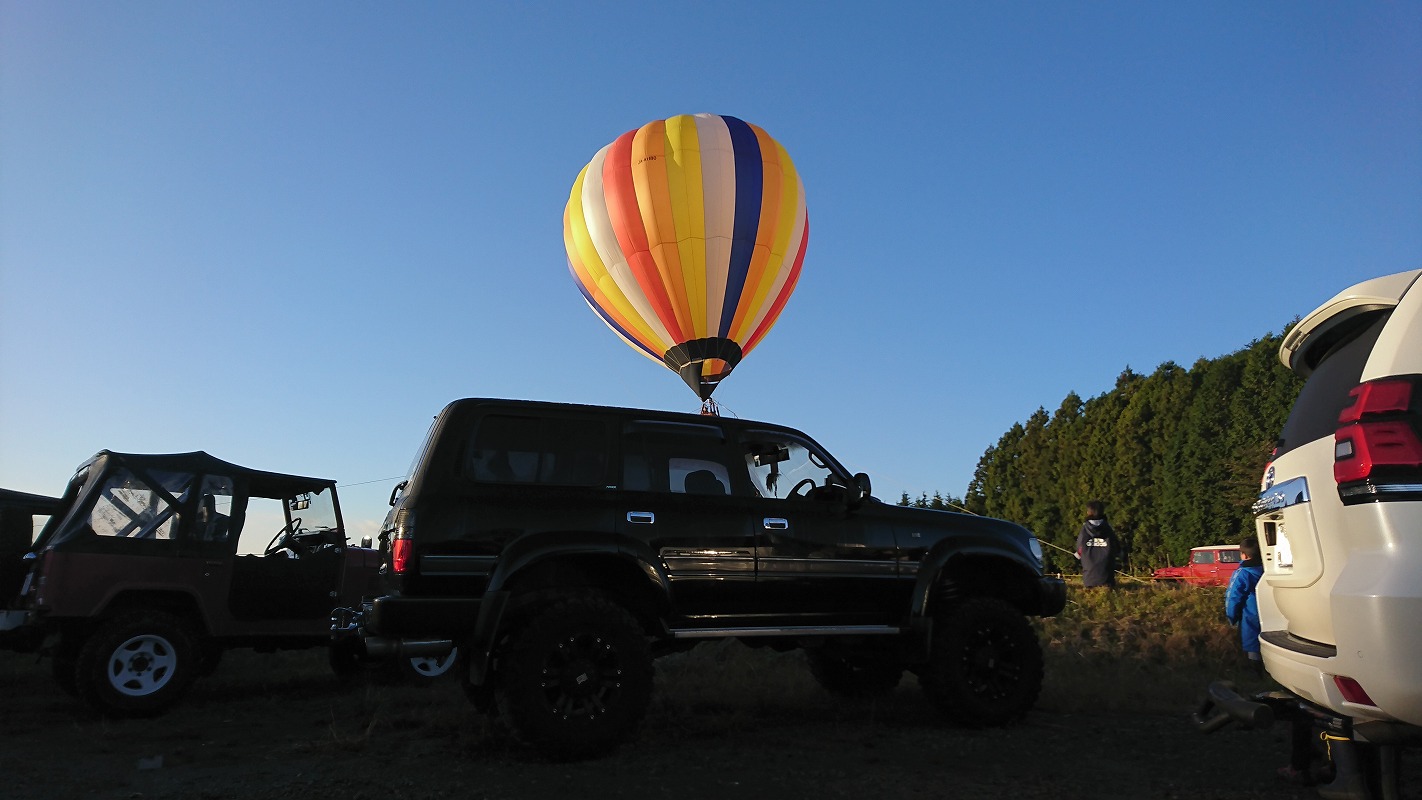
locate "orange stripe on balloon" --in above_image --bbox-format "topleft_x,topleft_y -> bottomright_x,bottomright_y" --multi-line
744,216 -> 808,354
632,122 -> 694,339
604,127 -> 685,342
563,204 -> 661,355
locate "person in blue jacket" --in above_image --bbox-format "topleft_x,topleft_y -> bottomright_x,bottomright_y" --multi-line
1224,536 -> 1265,675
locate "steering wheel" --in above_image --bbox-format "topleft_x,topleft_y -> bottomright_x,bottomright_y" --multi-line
264,518 -> 302,556
788,479 -> 817,499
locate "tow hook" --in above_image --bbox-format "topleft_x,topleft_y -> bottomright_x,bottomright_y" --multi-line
330,606 -> 364,639
1194,681 -> 1389,800
1193,680 -> 1274,733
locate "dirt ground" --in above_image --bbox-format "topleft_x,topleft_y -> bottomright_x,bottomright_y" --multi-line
2,647 -> 1417,800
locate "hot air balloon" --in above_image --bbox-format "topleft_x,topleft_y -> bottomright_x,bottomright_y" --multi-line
563,113 -> 808,409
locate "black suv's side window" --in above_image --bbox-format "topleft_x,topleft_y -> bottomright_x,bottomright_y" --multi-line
622,424 -> 738,496
463,414 -> 610,487
742,433 -> 837,500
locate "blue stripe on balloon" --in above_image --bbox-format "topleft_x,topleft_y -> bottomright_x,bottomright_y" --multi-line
717,115 -> 763,338
569,263 -> 662,361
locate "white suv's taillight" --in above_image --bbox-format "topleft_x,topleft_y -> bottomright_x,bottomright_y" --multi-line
1334,377 -> 1422,499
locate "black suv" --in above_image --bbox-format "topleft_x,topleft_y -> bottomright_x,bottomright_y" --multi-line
340,399 -> 1066,757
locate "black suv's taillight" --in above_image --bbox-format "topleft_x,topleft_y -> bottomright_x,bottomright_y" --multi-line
390,509 -> 415,574
1334,376 -> 1422,502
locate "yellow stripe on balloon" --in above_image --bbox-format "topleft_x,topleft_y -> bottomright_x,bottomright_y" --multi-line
664,114 -> 708,339
566,164 -> 667,354
740,142 -> 805,342
631,121 -> 694,340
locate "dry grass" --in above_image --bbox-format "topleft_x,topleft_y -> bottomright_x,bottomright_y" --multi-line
1036,580 -> 1266,714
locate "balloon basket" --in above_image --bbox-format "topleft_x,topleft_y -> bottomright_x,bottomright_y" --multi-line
700,398 -> 720,416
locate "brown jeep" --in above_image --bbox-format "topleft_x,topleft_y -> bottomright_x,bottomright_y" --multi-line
0,450 -> 439,716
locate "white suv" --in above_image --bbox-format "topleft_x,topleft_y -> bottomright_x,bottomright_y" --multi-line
1255,268 -> 1422,750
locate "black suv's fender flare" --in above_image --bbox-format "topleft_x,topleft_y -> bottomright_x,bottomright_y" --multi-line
463,532 -> 674,685
906,535 -> 1058,654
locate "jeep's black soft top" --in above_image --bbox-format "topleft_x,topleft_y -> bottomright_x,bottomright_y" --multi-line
75,450 -> 336,498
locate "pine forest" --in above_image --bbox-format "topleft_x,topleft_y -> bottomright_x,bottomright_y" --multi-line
904,325 -> 1304,575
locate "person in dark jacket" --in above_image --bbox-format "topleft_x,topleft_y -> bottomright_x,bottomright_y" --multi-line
1074,500 -> 1118,588
1225,536 -> 1265,675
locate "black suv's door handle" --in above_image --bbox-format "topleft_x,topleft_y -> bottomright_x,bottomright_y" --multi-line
763,517 -> 788,530
627,511 -> 655,524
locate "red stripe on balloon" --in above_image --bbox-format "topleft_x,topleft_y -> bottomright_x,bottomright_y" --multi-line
744,217 -> 809,355
603,126 -> 686,342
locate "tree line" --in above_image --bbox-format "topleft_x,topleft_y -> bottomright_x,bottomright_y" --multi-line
902,325 -> 1303,575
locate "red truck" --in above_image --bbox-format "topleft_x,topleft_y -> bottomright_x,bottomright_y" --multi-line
1151,545 -> 1242,587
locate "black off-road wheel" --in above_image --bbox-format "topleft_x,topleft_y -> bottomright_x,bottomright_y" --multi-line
74,610 -> 200,717
495,592 -> 653,759
919,596 -> 1043,726
805,650 -> 904,698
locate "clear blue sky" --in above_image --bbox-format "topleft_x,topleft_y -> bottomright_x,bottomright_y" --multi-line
3,1 -> 1419,542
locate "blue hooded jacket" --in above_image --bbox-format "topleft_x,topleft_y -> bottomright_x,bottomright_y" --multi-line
1224,558 -> 1264,654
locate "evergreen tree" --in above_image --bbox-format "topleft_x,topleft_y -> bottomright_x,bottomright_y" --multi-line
945,323 -> 1304,574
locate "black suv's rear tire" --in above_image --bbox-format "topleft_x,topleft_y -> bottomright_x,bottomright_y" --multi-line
495,593 -> 653,759
75,610 -> 200,717
805,650 -> 904,698
919,597 -> 1043,726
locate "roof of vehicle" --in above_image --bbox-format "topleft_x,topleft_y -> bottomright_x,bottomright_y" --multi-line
0,488 -> 62,515
1191,544 -> 1239,552
78,450 -> 336,498
1279,269 -> 1421,376
441,397 -> 791,428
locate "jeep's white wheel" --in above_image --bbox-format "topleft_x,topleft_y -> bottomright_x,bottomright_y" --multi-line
404,646 -> 459,680
75,611 -> 199,717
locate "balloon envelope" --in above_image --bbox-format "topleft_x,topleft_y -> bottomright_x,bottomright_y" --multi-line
564,113 -> 808,399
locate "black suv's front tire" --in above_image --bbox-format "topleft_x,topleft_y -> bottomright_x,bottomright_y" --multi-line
495,592 -> 653,759
75,610 -> 200,717
919,596 -> 1043,726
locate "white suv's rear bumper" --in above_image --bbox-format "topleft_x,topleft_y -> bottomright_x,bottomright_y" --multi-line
1262,564 -> 1422,735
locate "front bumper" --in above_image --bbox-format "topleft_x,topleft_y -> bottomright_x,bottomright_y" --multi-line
1038,576 -> 1067,617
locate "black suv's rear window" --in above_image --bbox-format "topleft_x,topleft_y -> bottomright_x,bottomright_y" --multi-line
463,415 -> 610,487
1275,311 -> 1389,458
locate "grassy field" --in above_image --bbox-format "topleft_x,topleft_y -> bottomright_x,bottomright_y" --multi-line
4,581 -> 1392,800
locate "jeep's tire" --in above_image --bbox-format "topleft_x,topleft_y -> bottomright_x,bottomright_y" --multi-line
805,650 -> 903,698
74,611 -> 199,717
495,593 -> 652,759
919,597 -> 1043,726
